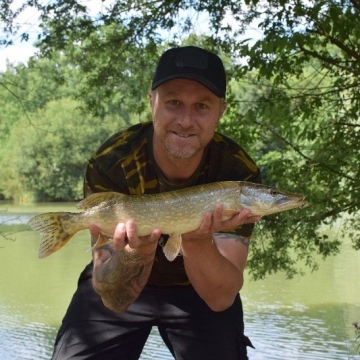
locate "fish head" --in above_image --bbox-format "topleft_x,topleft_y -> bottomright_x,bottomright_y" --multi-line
239,182 -> 307,216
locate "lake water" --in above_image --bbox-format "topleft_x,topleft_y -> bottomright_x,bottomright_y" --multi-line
0,202 -> 359,359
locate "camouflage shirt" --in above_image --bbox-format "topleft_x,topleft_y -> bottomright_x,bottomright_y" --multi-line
84,121 -> 261,286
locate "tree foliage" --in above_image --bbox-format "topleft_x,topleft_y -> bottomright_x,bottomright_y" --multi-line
0,97 -> 129,201
1,0 -> 359,278
0,56 -> 139,201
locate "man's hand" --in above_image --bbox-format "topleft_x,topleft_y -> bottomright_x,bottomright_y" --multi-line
90,221 -> 161,253
181,205 -> 261,312
90,221 -> 161,313
182,204 -> 261,243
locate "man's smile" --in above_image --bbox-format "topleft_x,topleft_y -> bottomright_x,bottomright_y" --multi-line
171,131 -> 194,138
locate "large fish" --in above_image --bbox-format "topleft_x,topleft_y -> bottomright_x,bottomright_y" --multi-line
27,181 -> 306,260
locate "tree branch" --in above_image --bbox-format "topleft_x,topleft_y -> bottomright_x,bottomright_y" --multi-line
253,119 -> 357,182
307,28 -> 360,63
332,120 -> 360,127
0,81 -> 33,126
306,203 -> 359,222
349,0 -> 360,13
298,44 -> 350,72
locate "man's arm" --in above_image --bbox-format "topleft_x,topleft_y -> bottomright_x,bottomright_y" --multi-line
181,206 -> 260,312
91,222 -> 161,313
90,206 -> 258,313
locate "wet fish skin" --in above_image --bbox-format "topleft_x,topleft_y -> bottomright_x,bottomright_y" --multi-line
27,181 -> 307,260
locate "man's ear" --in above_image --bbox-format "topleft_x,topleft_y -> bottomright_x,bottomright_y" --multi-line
220,100 -> 228,118
148,91 -> 154,107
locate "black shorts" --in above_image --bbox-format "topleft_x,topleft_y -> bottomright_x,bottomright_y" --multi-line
52,263 -> 254,360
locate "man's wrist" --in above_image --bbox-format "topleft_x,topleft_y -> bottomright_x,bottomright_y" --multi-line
181,234 -> 214,256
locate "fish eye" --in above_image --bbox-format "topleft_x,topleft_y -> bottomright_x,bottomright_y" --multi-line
270,189 -> 279,197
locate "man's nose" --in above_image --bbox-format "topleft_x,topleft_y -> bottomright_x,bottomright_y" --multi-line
178,107 -> 193,127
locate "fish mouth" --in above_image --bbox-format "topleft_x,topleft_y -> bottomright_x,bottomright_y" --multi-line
291,195 -> 308,208
278,195 -> 307,209
299,195 -> 307,203
299,197 -> 308,208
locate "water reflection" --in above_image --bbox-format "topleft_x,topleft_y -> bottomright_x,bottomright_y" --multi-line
0,203 -> 359,359
0,323 -> 57,360
244,304 -> 357,359
141,328 -> 173,359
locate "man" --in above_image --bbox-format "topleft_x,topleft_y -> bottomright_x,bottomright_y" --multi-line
52,46 -> 262,360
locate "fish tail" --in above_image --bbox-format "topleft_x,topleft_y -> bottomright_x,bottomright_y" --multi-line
27,212 -> 76,258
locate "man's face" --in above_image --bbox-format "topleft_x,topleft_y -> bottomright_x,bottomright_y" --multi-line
150,78 -> 227,160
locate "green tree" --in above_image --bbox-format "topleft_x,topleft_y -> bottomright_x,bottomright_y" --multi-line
0,98 -> 129,201
0,51 -> 147,201
0,55 -> 81,146
1,0 -> 359,278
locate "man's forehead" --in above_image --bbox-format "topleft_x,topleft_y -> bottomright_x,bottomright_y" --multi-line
157,78 -> 217,96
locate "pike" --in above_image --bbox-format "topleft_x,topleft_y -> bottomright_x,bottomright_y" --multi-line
27,181 -> 307,261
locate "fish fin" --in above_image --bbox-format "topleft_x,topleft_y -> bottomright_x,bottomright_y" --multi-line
163,233 -> 182,261
92,233 -> 112,250
222,209 -> 240,221
77,192 -> 127,210
27,212 -> 75,259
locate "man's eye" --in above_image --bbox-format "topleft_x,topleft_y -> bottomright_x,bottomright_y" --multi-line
197,103 -> 207,109
169,100 -> 180,106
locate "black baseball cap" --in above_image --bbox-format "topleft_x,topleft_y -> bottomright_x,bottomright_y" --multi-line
151,46 -> 226,98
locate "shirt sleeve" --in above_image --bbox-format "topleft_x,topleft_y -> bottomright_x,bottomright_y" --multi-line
83,157 -> 129,198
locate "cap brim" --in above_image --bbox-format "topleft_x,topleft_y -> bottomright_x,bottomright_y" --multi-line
151,73 -> 224,98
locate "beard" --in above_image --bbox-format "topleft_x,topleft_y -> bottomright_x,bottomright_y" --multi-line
162,138 -> 202,159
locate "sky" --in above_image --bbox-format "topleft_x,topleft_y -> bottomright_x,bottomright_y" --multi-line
1,42 -> 38,71
0,0 -> 109,71
0,1 -> 41,71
